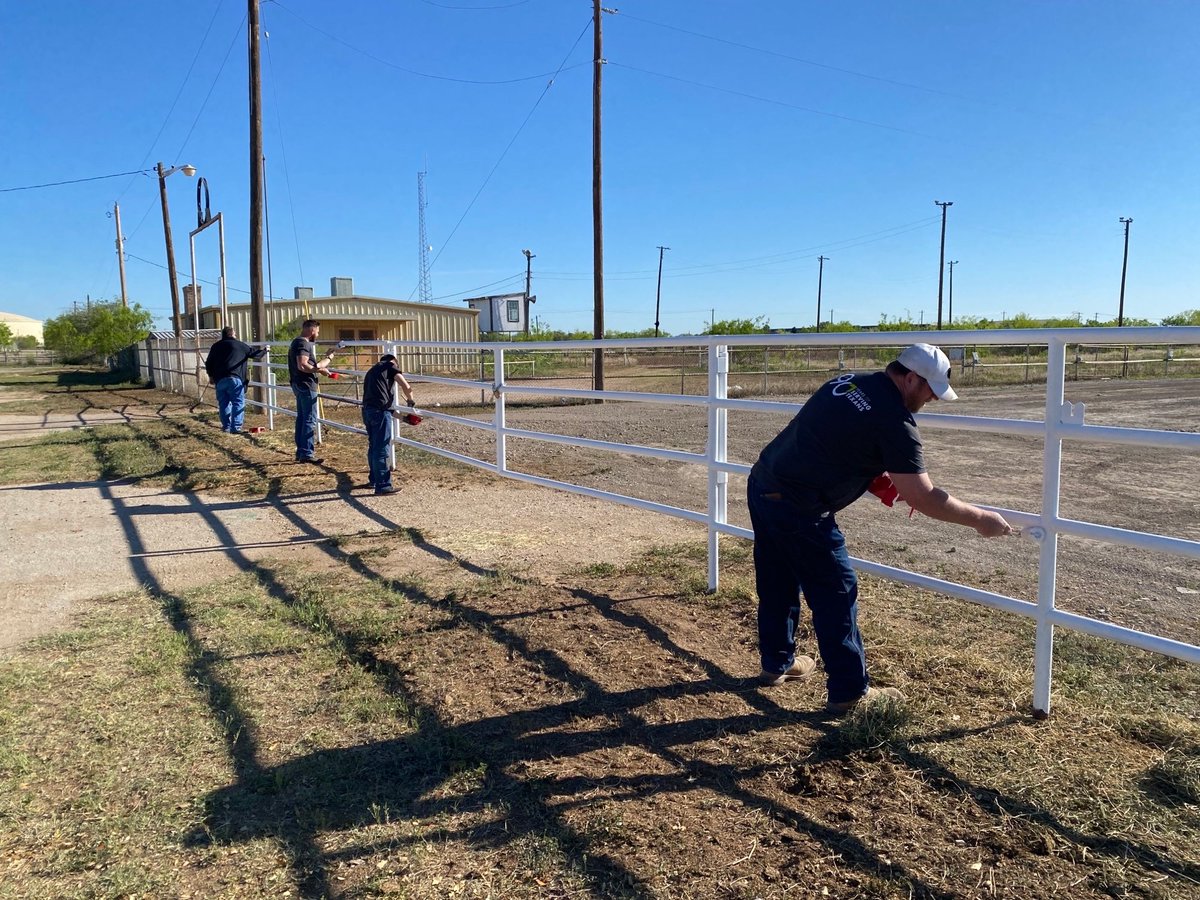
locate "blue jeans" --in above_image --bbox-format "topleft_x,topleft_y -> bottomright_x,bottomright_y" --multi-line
291,384 -> 319,460
747,474 -> 868,704
214,376 -> 246,432
361,406 -> 392,489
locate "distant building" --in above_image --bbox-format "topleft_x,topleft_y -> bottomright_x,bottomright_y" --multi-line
0,311 -> 43,345
196,277 -> 479,370
462,291 -> 535,335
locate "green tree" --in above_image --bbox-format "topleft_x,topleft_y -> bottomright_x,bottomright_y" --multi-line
1162,309 -> 1200,326
15,335 -> 39,350
703,316 -> 770,335
0,322 -> 13,348
43,301 -> 154,362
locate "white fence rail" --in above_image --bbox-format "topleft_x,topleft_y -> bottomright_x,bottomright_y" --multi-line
140,327 -> 1200,717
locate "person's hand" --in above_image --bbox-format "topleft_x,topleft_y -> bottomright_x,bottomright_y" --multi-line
407,397 -> 416,408
975,510 -> 1013,537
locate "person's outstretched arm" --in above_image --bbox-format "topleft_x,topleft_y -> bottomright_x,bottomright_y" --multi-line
889,471 -> 1012,536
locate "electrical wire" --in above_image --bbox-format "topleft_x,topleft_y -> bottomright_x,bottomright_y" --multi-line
609,62 -> 933,139
172,13 -> 249,162
615,11 -> 969,103
0,169 -> 153,193
536,216 -> 942,282
114,0 -> 227,205
431,273 -> 524,301
271,0 -> 587,85
421,0 -> 530,8
409,16 -> 592,299
261,18 -> 306,287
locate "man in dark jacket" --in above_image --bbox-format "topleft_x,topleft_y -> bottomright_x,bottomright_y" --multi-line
204,326 -> 269,434
361,354 -> 416,495
748,343 -> 1012,714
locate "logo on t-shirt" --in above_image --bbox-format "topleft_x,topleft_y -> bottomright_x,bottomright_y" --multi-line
829,373 -> 872,412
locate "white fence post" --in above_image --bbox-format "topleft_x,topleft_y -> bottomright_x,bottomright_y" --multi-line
1033,337 -> 1068,717
494,347 -> 507,473
267,367 -> 276,432
387,342 -> 398,473
707,343 -> 729,591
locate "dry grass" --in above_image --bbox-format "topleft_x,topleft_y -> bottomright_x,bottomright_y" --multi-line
3,534 -> 1198,899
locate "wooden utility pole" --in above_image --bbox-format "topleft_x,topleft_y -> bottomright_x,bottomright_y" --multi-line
815,255 -> 827,332
654,245 -> 669,337
248,0 -> 267,346
1117,217 -> 1132,327
157,163 -> 183,341
592,0 -> 605,391
935,200 -> 953,330
113,203 -> 128,306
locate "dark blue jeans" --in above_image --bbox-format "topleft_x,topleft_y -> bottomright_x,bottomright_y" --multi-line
747,474 -> 868,704
361,406 -> 392,489
291,384 -> 319,460
214,376 -> 245,432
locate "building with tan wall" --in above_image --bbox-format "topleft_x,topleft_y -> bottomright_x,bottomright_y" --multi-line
0,311 -> 44,345
198,278 -> 479,371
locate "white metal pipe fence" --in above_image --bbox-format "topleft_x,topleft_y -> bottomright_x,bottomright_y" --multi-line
139,327 -> 1200,717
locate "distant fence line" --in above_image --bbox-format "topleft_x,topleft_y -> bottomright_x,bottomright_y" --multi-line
0,349 -> 59,366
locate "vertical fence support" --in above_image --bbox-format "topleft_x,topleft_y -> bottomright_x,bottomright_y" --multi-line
707,343 -> 729,591
494,347 -> 507,473
387,342 -> 398,473
267,367 -> 276,432
1033,337 -> 1067,718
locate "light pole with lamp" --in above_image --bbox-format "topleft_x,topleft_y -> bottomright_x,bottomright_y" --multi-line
157,161 -> 197,390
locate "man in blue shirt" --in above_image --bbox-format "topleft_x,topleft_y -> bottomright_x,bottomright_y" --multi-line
748,343 -> 1012,713
203,326 -> 269,434
287,319 -> 332,464
360,354 -> 416,495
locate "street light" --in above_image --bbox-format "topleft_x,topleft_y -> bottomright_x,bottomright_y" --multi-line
157,161 -> 196,389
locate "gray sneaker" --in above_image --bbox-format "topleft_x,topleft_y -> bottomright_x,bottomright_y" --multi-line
760,655 -> 817,686
826,686 -> 906,715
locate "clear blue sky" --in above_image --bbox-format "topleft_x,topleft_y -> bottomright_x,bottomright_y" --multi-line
2,1 -> 1197,334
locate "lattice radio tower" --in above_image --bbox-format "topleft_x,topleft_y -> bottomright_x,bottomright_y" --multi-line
417,170 -> 432,303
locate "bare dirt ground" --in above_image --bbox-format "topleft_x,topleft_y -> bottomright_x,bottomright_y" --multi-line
3,373 -> 1198,653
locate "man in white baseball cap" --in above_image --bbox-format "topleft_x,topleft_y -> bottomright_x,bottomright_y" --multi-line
898,342 -> 957,401
747,343 -> 1011,714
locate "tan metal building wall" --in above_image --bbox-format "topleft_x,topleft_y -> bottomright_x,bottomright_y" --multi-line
200,295 -> 479,371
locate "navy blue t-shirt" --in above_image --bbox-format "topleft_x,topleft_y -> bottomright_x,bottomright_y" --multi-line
751,371 -> 925,516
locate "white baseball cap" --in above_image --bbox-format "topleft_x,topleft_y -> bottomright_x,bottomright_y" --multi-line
898,343 -> 957,400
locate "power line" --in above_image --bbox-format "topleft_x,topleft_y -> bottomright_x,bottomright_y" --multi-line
408,16 -> 593,299
615,11 -> 969,103
271,0 -> 589,85
609,62 -> 933,138
0,169 -> 152,193
262,16 -> 306,286
114,0 -> 227,204
172,13 -> 248,162
422,0 -> 535,7
536,216 -> 941,281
